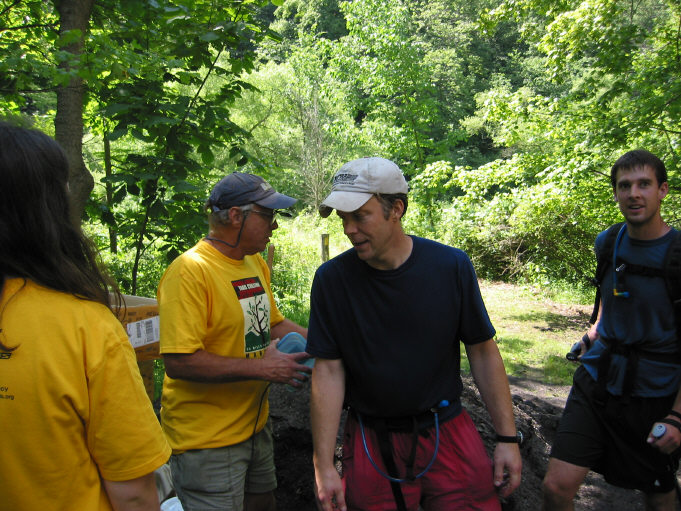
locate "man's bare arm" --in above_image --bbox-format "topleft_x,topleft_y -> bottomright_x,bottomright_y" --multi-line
466,339 -> 522,497
310,358 -> 347,511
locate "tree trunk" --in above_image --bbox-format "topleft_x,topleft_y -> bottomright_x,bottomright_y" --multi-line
103,135 -> 118,253
54,0 -> 95,227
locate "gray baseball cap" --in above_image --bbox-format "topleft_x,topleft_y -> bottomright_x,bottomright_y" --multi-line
208,172 -> 297,211
319,157 -> 408,217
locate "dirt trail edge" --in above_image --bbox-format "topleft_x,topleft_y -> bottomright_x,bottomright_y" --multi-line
270,374 -> 656,511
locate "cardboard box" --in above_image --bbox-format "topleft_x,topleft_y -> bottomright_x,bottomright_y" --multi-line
114,294 -> 161,403
116,294 -> 160,361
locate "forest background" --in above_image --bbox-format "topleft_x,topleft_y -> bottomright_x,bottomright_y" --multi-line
3,0 -> 681,329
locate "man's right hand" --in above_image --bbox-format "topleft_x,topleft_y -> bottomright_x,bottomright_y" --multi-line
314,466 -> 346,511
262,340 -> 312,387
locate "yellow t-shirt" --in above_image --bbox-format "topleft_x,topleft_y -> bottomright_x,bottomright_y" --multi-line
0,278 -> 171,511
158,240 -> 285,452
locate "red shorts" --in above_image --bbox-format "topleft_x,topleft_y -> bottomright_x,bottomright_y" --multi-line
342,409 -> 500,511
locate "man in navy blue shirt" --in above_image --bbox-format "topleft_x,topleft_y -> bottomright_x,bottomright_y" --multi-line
307,157 -> 521,511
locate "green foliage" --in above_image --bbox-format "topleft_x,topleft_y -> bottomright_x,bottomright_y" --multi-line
86,222 -> 169,297
403,150 -> 621,290
8,0 -> 681,299
270,0 -> 347,42
0,2 -> 59,112
85,0 -> 276,293
3,0 -> 279,294
268,210 -> 350,325
234,34 -> 370,208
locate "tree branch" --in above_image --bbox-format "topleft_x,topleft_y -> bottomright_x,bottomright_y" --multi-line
2,23 -> 57,31
248,102 -> 274,133
0,0 -> 22,19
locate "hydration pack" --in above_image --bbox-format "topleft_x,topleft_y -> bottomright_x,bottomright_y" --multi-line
589,222 -> 681,331
589,223 -> 681,398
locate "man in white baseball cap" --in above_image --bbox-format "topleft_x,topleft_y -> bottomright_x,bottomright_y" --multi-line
319,157 -> 409,217
308,157 -> 522,511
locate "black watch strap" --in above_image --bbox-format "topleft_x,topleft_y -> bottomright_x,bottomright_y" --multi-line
660,418 -> 681,434
668,410 -> 681,421
496,431 -> 523,444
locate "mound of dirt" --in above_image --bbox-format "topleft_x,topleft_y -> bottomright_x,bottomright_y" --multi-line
270,374 -> 653,511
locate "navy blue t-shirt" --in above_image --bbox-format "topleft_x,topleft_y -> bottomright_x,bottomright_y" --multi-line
307,236 -> 495,418
581,227 -> 681,396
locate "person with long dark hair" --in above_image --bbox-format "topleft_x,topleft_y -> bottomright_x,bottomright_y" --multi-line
0,122 -> 171,510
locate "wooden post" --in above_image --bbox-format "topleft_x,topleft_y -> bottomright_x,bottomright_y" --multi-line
321,234 -> 329,263
267,244 -> 275,273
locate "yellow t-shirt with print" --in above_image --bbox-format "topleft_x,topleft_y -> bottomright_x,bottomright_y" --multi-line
0,278 -> 171,511
158,240 -> 285,452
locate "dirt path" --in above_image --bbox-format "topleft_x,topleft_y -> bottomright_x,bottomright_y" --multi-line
270,375 -> 663,510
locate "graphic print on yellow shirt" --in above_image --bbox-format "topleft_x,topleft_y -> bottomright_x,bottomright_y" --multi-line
233,276 -> 271,356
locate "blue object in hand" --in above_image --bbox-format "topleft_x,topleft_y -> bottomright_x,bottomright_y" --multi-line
653,423 -> 667,439
276,332 -> 315,390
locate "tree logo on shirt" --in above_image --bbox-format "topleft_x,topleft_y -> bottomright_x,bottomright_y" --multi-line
232,277 -> 270,356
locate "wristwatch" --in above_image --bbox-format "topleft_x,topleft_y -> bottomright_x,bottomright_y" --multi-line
496,431 -> 523,444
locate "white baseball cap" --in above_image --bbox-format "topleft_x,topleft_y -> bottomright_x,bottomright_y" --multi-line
319,157 -> 408,217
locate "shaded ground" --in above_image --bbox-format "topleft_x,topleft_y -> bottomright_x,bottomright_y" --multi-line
270,373 -> 676,511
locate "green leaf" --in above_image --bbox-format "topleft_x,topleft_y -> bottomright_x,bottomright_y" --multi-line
199,32 -> 220,42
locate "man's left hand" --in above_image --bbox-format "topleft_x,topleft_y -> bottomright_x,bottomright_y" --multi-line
492,442 -> 522,498
647,418 -> 681,454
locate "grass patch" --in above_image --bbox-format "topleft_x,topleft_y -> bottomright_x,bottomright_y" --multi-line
473,281 -> 590,385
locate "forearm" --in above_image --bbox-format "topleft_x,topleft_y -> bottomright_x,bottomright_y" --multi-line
164,341 -> 312,385
467,339 -> 522,496
103,473 -> 160,511
163,350 -> 267,383
586,302 -> 602,340
271,318 -> 308,340
466,339 -> 516,435
310,359 -> 345,471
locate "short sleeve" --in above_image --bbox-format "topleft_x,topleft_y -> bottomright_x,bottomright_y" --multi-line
307,267 -> 342,359
456,253 -> 496,345
158,257 -> 209,354
86,322 -> 170,481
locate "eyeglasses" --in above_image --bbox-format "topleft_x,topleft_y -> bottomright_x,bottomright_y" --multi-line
240,205 -> 278,226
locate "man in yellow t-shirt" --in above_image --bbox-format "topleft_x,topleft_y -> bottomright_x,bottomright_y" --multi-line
158,172 -> 310,511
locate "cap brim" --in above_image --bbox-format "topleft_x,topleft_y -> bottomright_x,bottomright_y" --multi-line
318,191 -> 373,218
255,192 -> 297,210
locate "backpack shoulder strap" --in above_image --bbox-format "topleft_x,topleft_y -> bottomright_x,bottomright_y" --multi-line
663,229 -> 681,296
662,229 -> 681,352
590,223 -> 625,324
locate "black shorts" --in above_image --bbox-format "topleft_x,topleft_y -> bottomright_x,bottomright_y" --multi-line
551,366 -> 679,493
